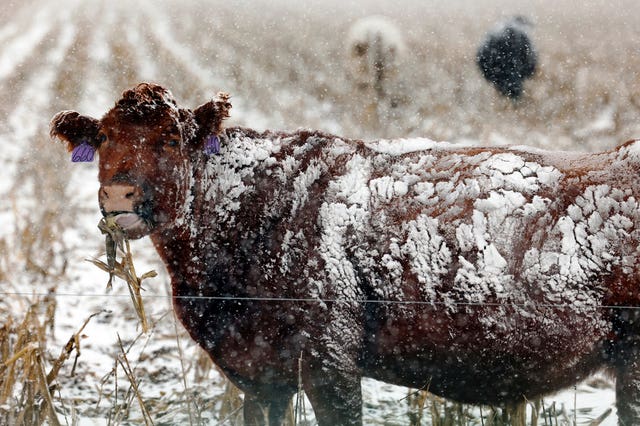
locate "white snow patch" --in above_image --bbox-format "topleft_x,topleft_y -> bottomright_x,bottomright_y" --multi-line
365,138 -> 457,155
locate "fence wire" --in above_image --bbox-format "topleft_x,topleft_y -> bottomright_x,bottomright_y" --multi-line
1,290 -> 640,310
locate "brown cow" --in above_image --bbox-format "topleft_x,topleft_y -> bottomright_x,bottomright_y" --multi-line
51,83 -> 640,425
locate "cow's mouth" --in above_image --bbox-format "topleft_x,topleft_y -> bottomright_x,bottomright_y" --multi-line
106,212 -> 151,240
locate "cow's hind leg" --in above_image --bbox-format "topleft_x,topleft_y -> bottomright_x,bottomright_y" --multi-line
303,368 -> 362,426
616,354 -> 640,425
243,392 -> 292,426
613,310 -> 640,425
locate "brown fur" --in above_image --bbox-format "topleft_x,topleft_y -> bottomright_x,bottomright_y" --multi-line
51,83 -> 640,426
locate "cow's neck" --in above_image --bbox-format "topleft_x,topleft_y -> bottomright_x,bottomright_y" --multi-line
151,128 -> 297,298
151,126 -> 361,305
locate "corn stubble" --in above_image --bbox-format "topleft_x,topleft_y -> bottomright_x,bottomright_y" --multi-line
0,295 -> 97,426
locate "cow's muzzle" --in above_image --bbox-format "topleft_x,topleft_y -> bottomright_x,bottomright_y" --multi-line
99,184 -> 151,239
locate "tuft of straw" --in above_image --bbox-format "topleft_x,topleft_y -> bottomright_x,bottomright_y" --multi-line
115,334 -> 154,426
0,301 -> 97,426
88,217 -> 156,333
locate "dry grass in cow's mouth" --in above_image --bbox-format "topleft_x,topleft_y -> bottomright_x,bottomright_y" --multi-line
87,216 -> 157,333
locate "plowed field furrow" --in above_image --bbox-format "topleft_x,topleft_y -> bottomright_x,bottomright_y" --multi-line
76,2 -> 120,116
0,4 -> 60,83
118,6 -> 160,84
0,18 -> 77,189
156,4 -> 343,131
0,14 -> 79,276
142,1 -> 228,96
142,5 -> 274,128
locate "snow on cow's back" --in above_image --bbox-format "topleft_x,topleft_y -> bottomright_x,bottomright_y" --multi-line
331,138 -> 640,362
361,140 -> 553,293
357,138 -> 640,311
198,130 -> 640,317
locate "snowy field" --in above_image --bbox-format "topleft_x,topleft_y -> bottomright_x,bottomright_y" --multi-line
1,0 -> 639,424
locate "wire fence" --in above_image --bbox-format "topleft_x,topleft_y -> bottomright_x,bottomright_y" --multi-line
2,290 -> 640,310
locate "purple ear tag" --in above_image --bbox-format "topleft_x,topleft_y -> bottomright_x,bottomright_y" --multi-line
204,135 -> 220,156
71,140 -> 95,162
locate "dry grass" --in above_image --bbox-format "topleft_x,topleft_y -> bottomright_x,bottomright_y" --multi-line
404,389 -> 548,426
0,130 -> 73,424
89,216 -> 157,333
0,295 -> 97,426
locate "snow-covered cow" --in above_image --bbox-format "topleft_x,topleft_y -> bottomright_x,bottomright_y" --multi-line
51,83 -> 640,425
477,16 -> 537,100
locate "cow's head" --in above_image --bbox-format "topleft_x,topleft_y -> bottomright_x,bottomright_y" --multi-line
50,83 -> 231,239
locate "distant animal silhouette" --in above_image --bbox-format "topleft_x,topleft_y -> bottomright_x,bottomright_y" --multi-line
477,16 -> 537,99
346,15 -> 405,100
52,83 -> 640,425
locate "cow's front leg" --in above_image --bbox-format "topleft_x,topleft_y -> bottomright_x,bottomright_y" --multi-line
243,392 -> 292,426
302,300 -> 365,426
303,366 -> 363,426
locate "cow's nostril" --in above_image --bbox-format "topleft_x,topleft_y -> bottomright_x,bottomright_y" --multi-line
100,185 -> 138,212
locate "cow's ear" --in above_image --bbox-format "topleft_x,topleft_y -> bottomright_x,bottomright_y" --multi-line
193,92 -> 231,139
50,111 -> 101,152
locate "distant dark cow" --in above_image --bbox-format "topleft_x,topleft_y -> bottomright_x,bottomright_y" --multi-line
51,83 -> 640,425
477,16 -> 537,99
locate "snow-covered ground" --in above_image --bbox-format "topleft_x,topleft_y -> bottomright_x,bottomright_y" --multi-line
2,0 -> 639,424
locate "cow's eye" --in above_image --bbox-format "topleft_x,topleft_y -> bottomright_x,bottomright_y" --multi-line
97,132 -> 107,144
166,139 -> 180,149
